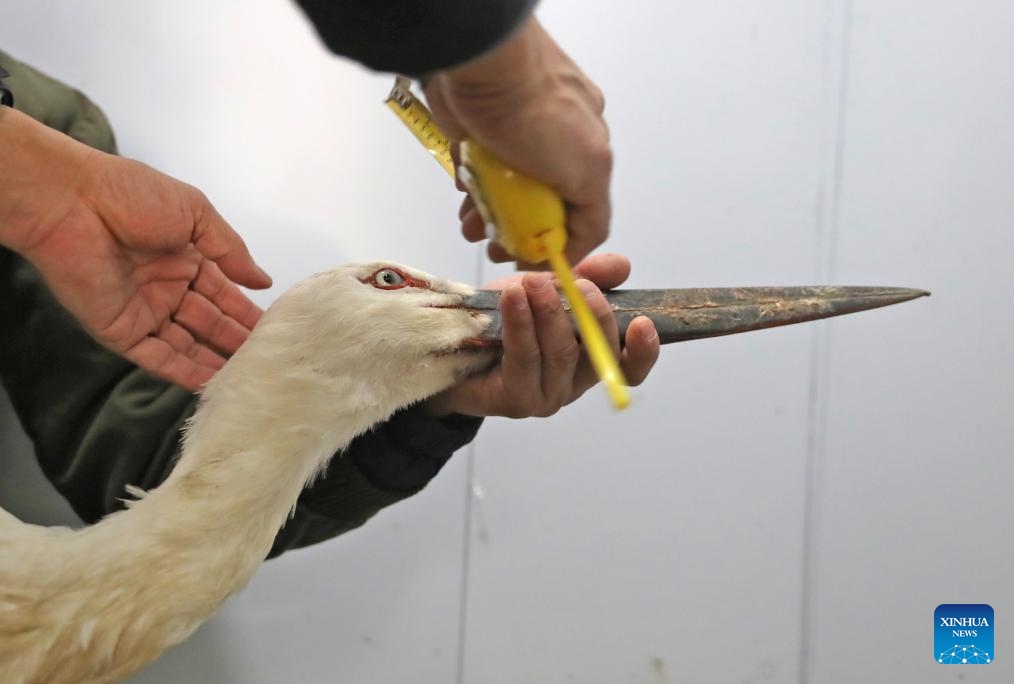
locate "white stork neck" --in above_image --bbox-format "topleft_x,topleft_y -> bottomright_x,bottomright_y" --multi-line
124,358 -> 397,567
15,362 -> 404,680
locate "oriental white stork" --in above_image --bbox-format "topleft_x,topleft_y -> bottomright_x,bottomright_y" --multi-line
0,262 -> 498,684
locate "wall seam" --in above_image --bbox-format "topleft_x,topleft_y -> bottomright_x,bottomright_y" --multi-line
799,2 -> 853,683
455,248 -> 487,684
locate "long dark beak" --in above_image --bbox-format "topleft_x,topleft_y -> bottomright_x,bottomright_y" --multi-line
461,286 -> 929,346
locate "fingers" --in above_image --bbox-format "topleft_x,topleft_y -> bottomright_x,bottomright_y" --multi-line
571,252 -> 631,290
427,276 -> 661,418
459,195 -> 475,221
524,272 -> 580,408
496,284 -> 543,417
461,202 -> 485,242
497,275 -> 619,416
155,319 -> 228,371
564,196 -> 611,265
126,336 -> 216,393
484,242 -> 551,272
486,241 -> 513,263
462,191 -> 609,267
189,190 -> 272,290
190,259 -> 264,330
457,276 -> 587,418
471,222 -> 611,272
430,15 -> 613,269
621,316 -> 660,386
422,79 -> 468,142
173,289 -> 254,357
571,279 -> 622,397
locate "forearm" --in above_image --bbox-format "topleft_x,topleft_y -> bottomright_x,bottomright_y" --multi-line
0,106 -> 97,255
0,48 -> 484,555
270,405 -> 482,557
0,247 -> 479,555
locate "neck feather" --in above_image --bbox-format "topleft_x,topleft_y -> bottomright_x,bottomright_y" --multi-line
0,352 -> 407,683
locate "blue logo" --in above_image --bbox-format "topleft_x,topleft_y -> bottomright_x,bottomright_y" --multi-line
935,604 -> 993,664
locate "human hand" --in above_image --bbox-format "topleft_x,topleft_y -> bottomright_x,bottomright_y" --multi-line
424,254 -> 659,418
423,16 -> 611,267
0,109 -> 271,391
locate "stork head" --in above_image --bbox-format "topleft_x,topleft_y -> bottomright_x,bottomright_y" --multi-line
227,262 -> 498,417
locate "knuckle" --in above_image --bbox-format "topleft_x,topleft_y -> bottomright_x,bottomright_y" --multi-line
548,340 -> 580,367
600,117 -> 611,143
537,402 -> 562,419
536,299 -> 564,320
515,346 -> 542,368
529,288 -> 562,315
591,140 -> 613,175
580,287 -> 608,314
186,185 -> 211,213
505,402 -> 530,420
589,84 -> 606,115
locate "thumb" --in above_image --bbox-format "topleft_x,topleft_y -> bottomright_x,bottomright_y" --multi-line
423,76 -> 469,141
191,195 -> 272,290
570,252 -> 630,290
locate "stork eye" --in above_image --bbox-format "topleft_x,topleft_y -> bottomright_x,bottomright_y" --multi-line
372,268 -> 407,289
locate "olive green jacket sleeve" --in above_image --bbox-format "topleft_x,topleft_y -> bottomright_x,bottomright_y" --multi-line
0,50 -> 481,558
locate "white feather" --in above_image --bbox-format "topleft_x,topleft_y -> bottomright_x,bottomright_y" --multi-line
0,262 -> 496,684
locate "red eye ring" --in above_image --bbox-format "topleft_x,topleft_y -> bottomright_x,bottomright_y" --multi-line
361,267 -> 429,290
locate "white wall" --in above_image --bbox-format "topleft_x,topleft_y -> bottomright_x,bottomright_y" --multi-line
2,1 -> 1011,683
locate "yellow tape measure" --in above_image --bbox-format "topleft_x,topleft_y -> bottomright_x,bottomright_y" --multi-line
385,79 -> 455,177
386,77 -> 630,410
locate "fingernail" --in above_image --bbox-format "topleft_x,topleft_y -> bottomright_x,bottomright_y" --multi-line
576,279 -> 598,297
642,322 -> 658,342
503,286 -> 528,311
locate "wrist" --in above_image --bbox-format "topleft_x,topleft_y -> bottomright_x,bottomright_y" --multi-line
0,107 -> 97,255
434,16 -> 546,107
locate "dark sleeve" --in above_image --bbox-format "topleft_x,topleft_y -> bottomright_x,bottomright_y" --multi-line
294,0 -> 537,74
0,49 -> 117,153
0,248 -> 481,557
0,49 -> 482,557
